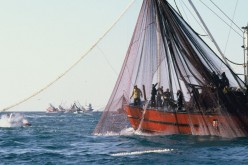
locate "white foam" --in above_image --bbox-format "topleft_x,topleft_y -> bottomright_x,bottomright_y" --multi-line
94,127 -> 156,136
0,113 -> 30,128
94,131 -> 120,136
119,127 -> 135,135
110,148 -> 173,156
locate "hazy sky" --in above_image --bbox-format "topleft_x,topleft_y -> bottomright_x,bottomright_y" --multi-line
0,0 -> 247,112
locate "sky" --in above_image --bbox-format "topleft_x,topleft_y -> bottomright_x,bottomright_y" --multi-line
0,0 -> 247,112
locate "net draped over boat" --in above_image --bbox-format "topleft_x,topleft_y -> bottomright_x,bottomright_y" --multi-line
94,0 -> 248,137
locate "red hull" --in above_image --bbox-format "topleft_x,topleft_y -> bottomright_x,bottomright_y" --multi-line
124,105 -> 248,137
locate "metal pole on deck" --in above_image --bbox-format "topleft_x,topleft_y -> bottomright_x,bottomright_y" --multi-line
247,24 -> 248,85
142,85 -> 147,101
156,6 -> 161,87
242,24 -> 248,85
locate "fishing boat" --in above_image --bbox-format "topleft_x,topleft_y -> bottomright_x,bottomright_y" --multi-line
46,103 -> 59,113
94,0 -> 248,138
85,103 -> 94,112
70,102 -> 84,113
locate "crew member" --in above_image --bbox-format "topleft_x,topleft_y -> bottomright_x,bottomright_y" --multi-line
130,85 -> 143,106
151,83 -> 158,107
177,89 -> 183,111
157,86 -> 163,107
163,88 -> 171,106
221,72 -> 229,89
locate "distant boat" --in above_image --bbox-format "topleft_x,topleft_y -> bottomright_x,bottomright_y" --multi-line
71,101 -> 86,113
58,105 -> 67,112
47,102 -> 88,113
46,104 -> 59,113
85,103 -> 94,112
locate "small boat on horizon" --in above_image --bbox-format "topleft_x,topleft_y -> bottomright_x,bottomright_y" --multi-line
85,103 -> 94,112
46,103 -> 59,113
46,102 -> 93,113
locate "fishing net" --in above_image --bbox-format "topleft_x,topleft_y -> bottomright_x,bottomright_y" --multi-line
94,0 -> 248,137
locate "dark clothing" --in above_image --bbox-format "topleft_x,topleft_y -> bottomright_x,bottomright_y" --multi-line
134,98 -> 141,106
221,72 -> 229,88
157,87 -> 163,107
212,71 -> 220,87
151,83 -> 158,107
177,90 -> 183,110
163,91 -> 171,100
163,90 -> 171,106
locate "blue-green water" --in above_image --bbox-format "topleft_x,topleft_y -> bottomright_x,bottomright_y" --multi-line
0,112 -> 248,165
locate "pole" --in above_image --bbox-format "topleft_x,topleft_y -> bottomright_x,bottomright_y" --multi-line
156,7 -> 161,87
242,24 -> 248,85
246,24 -> 248,85
142,85 -> 147,101
244,29 -> 246,83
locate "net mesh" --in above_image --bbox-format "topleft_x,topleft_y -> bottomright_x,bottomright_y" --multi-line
94,0 -> 248,137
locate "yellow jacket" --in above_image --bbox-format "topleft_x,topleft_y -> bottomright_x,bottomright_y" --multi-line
130,88 -> 142,99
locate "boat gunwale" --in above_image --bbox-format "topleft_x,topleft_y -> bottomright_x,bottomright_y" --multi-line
125,104 -> 220,115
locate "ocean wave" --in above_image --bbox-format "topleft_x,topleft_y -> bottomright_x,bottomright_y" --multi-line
110,148 -> 173,156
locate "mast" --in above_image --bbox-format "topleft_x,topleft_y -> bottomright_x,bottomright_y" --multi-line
156,6 -> 161,87
242,24 -> 248,85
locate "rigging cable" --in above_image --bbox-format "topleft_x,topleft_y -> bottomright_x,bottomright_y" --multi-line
198,0 -> 243,70
173,0 -> 182,17
179,0 -> 209,38
225,57 -> 244,66
0,0 -> 136,112
209,0 -> 243,33
97,46 -> 118,75
188,0 -> 232,69
199,0 -> 242,38
223,0 -> 239,54
178,0 -> 190,24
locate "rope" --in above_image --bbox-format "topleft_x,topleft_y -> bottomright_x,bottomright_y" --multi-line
179,0 -> 209,38
223,0 -> 239,54
173,0 -> 182,17
97,46 -> 118,75
199,0 -> 242,38
188,0 -> 232,69
225,57 -> 244,66
209,0 -> 242,33
0,0 -> 136,112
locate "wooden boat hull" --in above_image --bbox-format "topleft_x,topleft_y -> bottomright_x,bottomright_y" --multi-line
124,105 -> 248,137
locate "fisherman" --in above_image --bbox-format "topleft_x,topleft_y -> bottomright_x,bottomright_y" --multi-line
220,72 -> 229,89
130,85 -> 143,106
163,88 -> 171,106
211,71 -> 220,87
157,86 -> 163,107
177,89 -> 183,111
151,83 -> 158,107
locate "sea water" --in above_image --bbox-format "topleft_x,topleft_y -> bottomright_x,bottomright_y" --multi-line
0,112 -> 248,165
